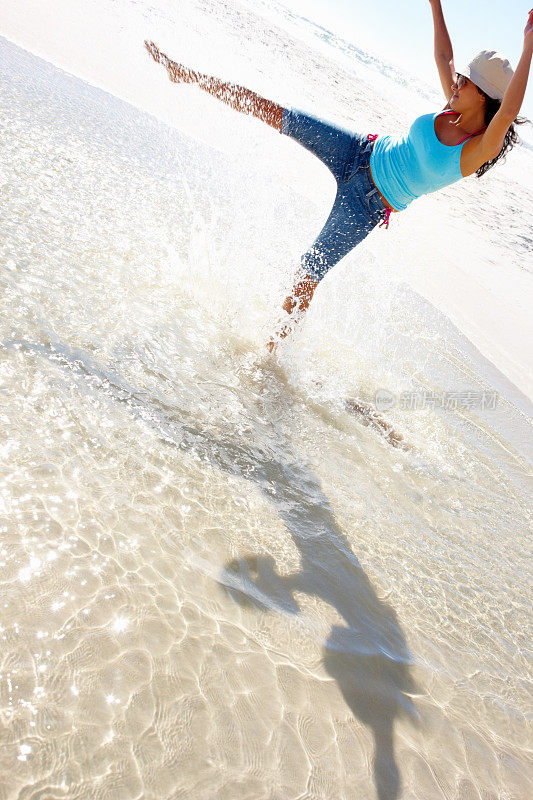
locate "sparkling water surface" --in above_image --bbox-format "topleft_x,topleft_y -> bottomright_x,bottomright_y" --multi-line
1,2 -> 532,798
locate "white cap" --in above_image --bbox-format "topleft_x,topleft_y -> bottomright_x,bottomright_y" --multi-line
458,50 -> 514,101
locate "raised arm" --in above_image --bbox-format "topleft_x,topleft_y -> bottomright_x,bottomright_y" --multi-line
144,41 -> 284,131
429,0 -> 456,102
476,11 -> 533,163
498,12 -> 533,120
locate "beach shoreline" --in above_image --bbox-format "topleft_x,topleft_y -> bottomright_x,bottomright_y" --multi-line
2,0 -> 532,404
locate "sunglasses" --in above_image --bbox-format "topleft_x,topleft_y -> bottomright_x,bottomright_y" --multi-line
455,74 -> 469,89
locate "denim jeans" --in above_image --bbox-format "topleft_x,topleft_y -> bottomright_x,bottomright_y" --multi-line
282,108 -> 389,281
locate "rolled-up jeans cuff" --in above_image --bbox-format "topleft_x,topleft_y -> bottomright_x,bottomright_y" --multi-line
281,107 -> 295,135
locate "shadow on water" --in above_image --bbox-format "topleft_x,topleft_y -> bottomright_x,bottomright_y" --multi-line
9,337 -> 418,800
217,378 -> 418,800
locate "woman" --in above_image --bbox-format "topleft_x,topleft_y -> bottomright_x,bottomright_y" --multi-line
145,2 -> 532,349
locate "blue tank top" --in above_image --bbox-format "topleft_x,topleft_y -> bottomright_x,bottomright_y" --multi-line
369,110 -> 485,212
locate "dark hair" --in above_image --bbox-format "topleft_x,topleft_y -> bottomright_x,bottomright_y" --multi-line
474,87 -> 530,178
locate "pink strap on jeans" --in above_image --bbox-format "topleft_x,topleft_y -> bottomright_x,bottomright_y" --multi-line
367,134 -> 391,230
379,207 -> 392,229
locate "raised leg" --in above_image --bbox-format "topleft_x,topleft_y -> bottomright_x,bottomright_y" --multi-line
281,108 -> 359,182
144,40 -> 284,130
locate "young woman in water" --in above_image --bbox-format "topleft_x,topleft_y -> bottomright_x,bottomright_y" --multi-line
145,2 -> 532,349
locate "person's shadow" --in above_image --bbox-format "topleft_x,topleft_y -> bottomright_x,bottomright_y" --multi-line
10,337 -> 418,800
211,362 -> 418,800
219,419 -> 417,800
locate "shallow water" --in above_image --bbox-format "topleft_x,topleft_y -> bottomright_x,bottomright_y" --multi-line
1,4 -> 532,799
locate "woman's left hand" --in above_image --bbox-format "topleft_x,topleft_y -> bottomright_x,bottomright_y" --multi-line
525,9 -> 533,50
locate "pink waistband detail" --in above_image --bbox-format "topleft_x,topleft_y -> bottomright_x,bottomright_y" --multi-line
379,207 -> 392,229
367,134 -> 391,230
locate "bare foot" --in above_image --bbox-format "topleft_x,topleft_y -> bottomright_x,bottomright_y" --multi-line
144,40 -> 161,63
345,398 -> 412,451
144,40 -> 196,84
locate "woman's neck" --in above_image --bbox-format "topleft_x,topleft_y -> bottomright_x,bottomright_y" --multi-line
449,107 -> 486,134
